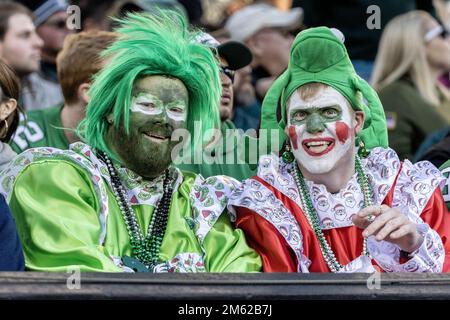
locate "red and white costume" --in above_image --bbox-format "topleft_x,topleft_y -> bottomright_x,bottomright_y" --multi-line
229,147 -> 450,272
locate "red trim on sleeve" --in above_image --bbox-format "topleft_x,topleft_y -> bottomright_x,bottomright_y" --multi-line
235,207 -> 297,272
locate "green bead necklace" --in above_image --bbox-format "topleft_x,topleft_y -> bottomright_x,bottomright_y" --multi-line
291,155 -> 373,272
98,151 -> 174,272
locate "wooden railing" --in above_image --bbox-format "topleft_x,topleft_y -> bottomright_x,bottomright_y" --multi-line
1,273 -> 450,300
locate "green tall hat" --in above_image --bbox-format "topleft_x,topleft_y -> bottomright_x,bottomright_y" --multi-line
261,27 -> 388,153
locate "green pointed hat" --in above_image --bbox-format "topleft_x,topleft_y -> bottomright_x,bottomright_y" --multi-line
261,27 -> 388,152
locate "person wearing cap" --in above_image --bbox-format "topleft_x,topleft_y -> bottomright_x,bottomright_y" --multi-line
17,0 -> 74,110
228,27 -> 450,272
112,0 -> 188,21
212,28 -> 262,131
225,3 -> 302,99
177,33 -> 258,181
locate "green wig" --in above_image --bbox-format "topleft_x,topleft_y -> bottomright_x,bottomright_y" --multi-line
77,11 -> 221,162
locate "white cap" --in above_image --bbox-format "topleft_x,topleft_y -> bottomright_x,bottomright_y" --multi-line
225,4 -> 303,42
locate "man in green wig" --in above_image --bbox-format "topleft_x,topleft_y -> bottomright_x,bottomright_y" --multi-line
228,27 -> 450,272
0,12 -> 261,272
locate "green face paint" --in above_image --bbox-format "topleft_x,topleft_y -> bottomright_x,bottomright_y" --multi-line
289,106 -> 342,134
286,87 -> 355,175
106,75 -> 189,179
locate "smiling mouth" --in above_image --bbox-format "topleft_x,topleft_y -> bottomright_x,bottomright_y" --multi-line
221,95 -> 231,105
302,138 -> 335,156
143,132 -> 169,143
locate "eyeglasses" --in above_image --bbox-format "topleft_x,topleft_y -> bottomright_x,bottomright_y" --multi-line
44,19 -> 68,30
220,65 -> 235,83
424,25 -> 449,42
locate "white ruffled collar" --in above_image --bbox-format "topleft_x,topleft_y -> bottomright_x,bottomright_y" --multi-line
70,142 -> 183,206
257,147 -> 401,230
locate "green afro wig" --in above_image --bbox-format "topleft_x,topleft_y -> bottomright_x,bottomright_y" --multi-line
77,11 -> 221,162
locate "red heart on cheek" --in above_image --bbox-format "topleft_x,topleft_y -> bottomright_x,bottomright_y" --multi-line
288,126 -> 299,150
336,121 -> 350,144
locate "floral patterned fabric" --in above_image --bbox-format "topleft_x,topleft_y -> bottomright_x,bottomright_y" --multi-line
230,147 -> 446,272
228,178 -> 311,272
111,252 -> 206,273
190,174 -> 240,246
256,147 -> 400,230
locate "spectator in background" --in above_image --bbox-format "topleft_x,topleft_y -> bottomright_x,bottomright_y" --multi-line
297,0 -> 435,81
177,33 -> 257,181
17,0 -> 74,110
433,0 -> 450,88
0,60 -> 21,170
11,31 -> 117,153
0,2 -> 48,111
231,63 -> 261,131
225,4 -> 302,100
0,59 -> 25,271
371,11 -> 450,161
211,28 -> 261,131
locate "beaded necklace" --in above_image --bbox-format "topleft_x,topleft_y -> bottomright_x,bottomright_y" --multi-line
291,155 -> 373,272
97,151 -> 174,271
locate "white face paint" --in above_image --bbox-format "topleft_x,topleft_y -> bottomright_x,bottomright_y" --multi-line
286,86 -> 356,175
130,92 -> 187,122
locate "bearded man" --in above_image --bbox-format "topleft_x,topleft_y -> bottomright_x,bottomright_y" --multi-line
0,12 -> 261,272
228,27 -> 450,273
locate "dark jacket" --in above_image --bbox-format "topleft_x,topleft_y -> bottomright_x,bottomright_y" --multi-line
417,127 -> 450,167
0,194 -> 24,271
377,78 -> 450,161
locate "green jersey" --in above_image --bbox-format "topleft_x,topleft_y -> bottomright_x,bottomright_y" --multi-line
177,120 -> 257,181
10,105 -> 69,153
440,159 -> 450,211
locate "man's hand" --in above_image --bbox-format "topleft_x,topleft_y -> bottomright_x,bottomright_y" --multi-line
352,205 -> 423,253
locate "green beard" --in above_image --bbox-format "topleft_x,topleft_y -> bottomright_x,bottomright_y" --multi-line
106,117 -> 181,180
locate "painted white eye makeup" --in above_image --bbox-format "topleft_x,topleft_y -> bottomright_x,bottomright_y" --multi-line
166,105 -> 187,122
287,88 -> 352,126
131,93 -> 163,115
130,93 -> 187,122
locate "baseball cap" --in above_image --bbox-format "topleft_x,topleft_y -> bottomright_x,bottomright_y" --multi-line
194,32 -> 252,71
114,0 -> 188,20
225,4 -> 303,42
17,0 -> 69,27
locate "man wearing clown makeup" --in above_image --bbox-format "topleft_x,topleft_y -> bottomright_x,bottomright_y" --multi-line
0,12 -> 261,272
228,27 -> 450,273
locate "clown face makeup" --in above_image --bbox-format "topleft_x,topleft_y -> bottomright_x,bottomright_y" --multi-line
107,75 -> 189,179
286,86 -> 356,175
